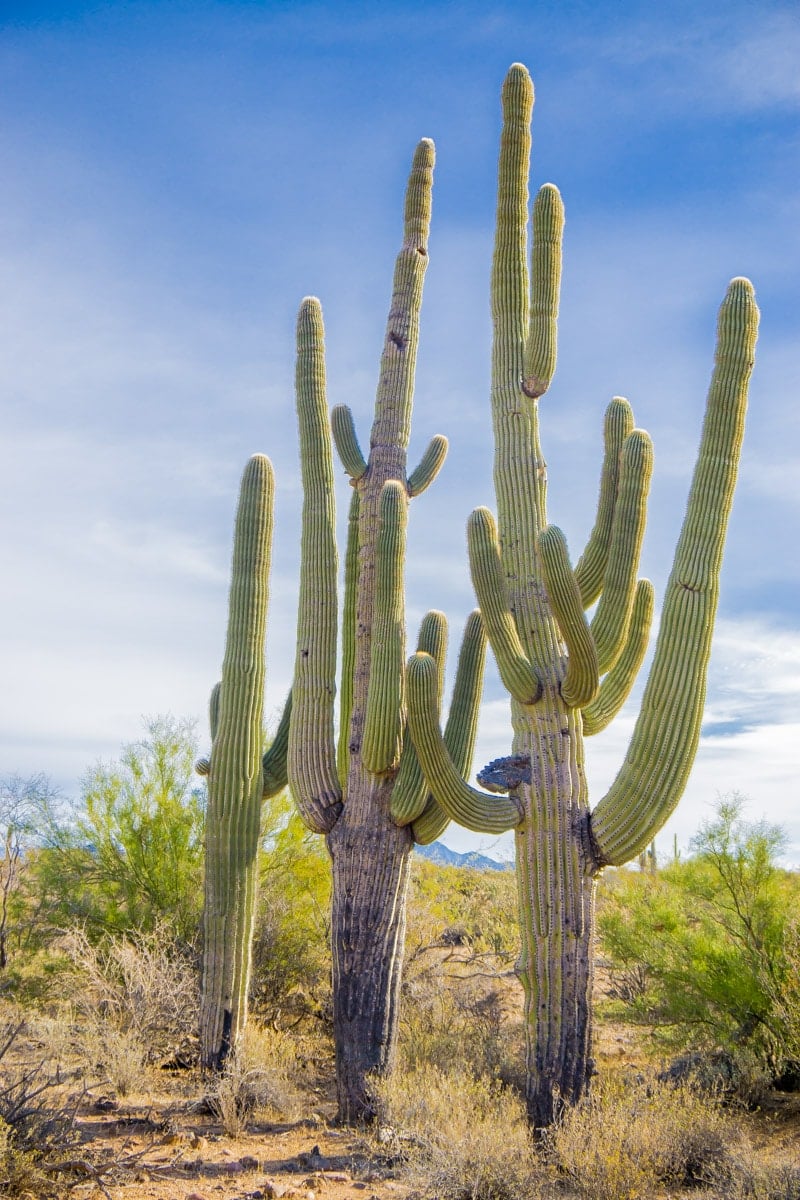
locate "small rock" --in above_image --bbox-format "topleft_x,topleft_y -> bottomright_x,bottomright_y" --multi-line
186,1192 -> 211,1200
322,1173 -> 349,1183
241,1154 -> 260,1170
190,1132 -> 209,1149
351,1185 -> 367,1192
261,1183 -> 278,1200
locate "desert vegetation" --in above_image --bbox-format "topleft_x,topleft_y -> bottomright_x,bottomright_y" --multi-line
0,743 -> 799,1198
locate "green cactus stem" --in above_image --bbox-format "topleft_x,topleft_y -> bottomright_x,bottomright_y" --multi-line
408,64 -> 758,1129
200,454 -> 273,1072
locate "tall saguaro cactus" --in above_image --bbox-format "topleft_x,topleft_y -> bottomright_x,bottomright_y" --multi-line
286,141 -> 488,1121
407,64 -> 758,1127
199,455 -> 291,1071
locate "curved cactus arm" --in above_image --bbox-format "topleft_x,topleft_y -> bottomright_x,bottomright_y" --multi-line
195,682 -> 221,777
582,580 -> 654,736
590,278 -> 759,866
331,404 -> 368,482
407,434 -> 448,497
589,429 -> 653,673
262,690 -> 292,797
288,297 -> 343,835
391,610 -> 449,825
411,609 -> 489,845
575,397 -> 636,606
406,652 -> 522,834
362,481 -> 408,775
468,507 -> 542,705
523,183 -> 564,400
337,490 -> 360,787
538,525 -> 599,708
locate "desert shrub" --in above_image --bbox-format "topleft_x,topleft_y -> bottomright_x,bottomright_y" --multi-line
372,1063 -> 543,1200
30,717 -> 205,946
709,1147 -> 800,1200
598,796 -> 800,1082
62,924 -> 198,1091
545,1072 -> 738,1200
0,1015 -> 82,1197
207,1024 -> 304,1136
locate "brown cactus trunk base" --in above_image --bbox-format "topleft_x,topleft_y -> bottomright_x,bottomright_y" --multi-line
328,788 -> 413,1123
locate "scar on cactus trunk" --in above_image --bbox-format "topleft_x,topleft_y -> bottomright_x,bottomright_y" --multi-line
406,63 -> 758,1129
287,143 -> 487,1123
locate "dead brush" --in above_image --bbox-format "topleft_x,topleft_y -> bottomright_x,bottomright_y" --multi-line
371,1063 -> 545,1200
544,1070 -> 740,1200
206,1025 -> 305,1137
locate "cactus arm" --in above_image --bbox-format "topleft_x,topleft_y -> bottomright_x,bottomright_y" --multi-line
523,183 -> 563,399
411,609 -> 488,845
362,481 -> 408,774
407,434 -> 448,497
196,682 -> 221,777
391,610 -> 448,825
589,429 -> 653,673
201,454 -> 272,1070
590,278 -> 759,866
582,580 -> 653,736
288,297 -> 343,834
337,489 -> 360,787
538,525 -> 599,708
468,507 -> 542,705
574,397 -> 636,606
262,690 -> 292,797
406,652 -> 522,834
331,404 -> 368,481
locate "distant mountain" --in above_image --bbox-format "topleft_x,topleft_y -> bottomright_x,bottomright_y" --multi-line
414,841 -> 512,872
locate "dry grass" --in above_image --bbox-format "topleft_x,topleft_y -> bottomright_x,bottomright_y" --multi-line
372,1063 -> 546,1200
544,1070 -> 740,1200
206,1023 -> 306,1136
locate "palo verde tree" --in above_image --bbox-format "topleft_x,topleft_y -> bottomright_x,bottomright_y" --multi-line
287,141 -> 488,1121
406,64 -> 758,1127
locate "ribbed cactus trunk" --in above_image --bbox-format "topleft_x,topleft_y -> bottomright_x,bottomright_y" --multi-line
200,455 -> 273,1071
405,63 -> 759,1128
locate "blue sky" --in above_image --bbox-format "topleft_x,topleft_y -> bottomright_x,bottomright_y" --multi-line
2,0 -> 798,862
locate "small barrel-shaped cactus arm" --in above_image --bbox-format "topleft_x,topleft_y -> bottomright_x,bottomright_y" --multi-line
391,610 -> 448,825
412,609 -> 488,845
195,682 -> 221,777
337,489 -> 360,786
575,397 -> 636,606
288,298 -> 343,834
523,183 -> 564,400
262,691 -> 292,797
590,279 -> 759,866
590,429 -> 653,673
331,404 -> 368,482
201,454 -> 273,1072
468,507 -> 542,705
582,580 -> 654,736
538,525 -> 599,708
362,481 -> 409,774
406,652 -> 522,834
408,434 -> 448,497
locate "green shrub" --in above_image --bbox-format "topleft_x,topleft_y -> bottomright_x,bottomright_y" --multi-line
598,796 -> 800,1081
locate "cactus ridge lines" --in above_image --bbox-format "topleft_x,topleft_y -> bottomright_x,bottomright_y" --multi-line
581,580 -> 654,736
575,397 -> 635,606
538,525 -> 599,708
406,652 -> 522,835
407,434 -> 448,496
590,278 -> 758,866
524,183 -> 564,399
391,610 -> 449,826
289,298 -> 342,833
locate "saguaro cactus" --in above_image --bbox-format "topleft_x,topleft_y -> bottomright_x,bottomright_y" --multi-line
199,455 -> 290,1071
407,64 -> 758,1127
286,141 -> 488,1121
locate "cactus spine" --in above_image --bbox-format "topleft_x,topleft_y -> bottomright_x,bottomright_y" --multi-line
406,64 -> 758,1127
287,140 -> 488,1122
